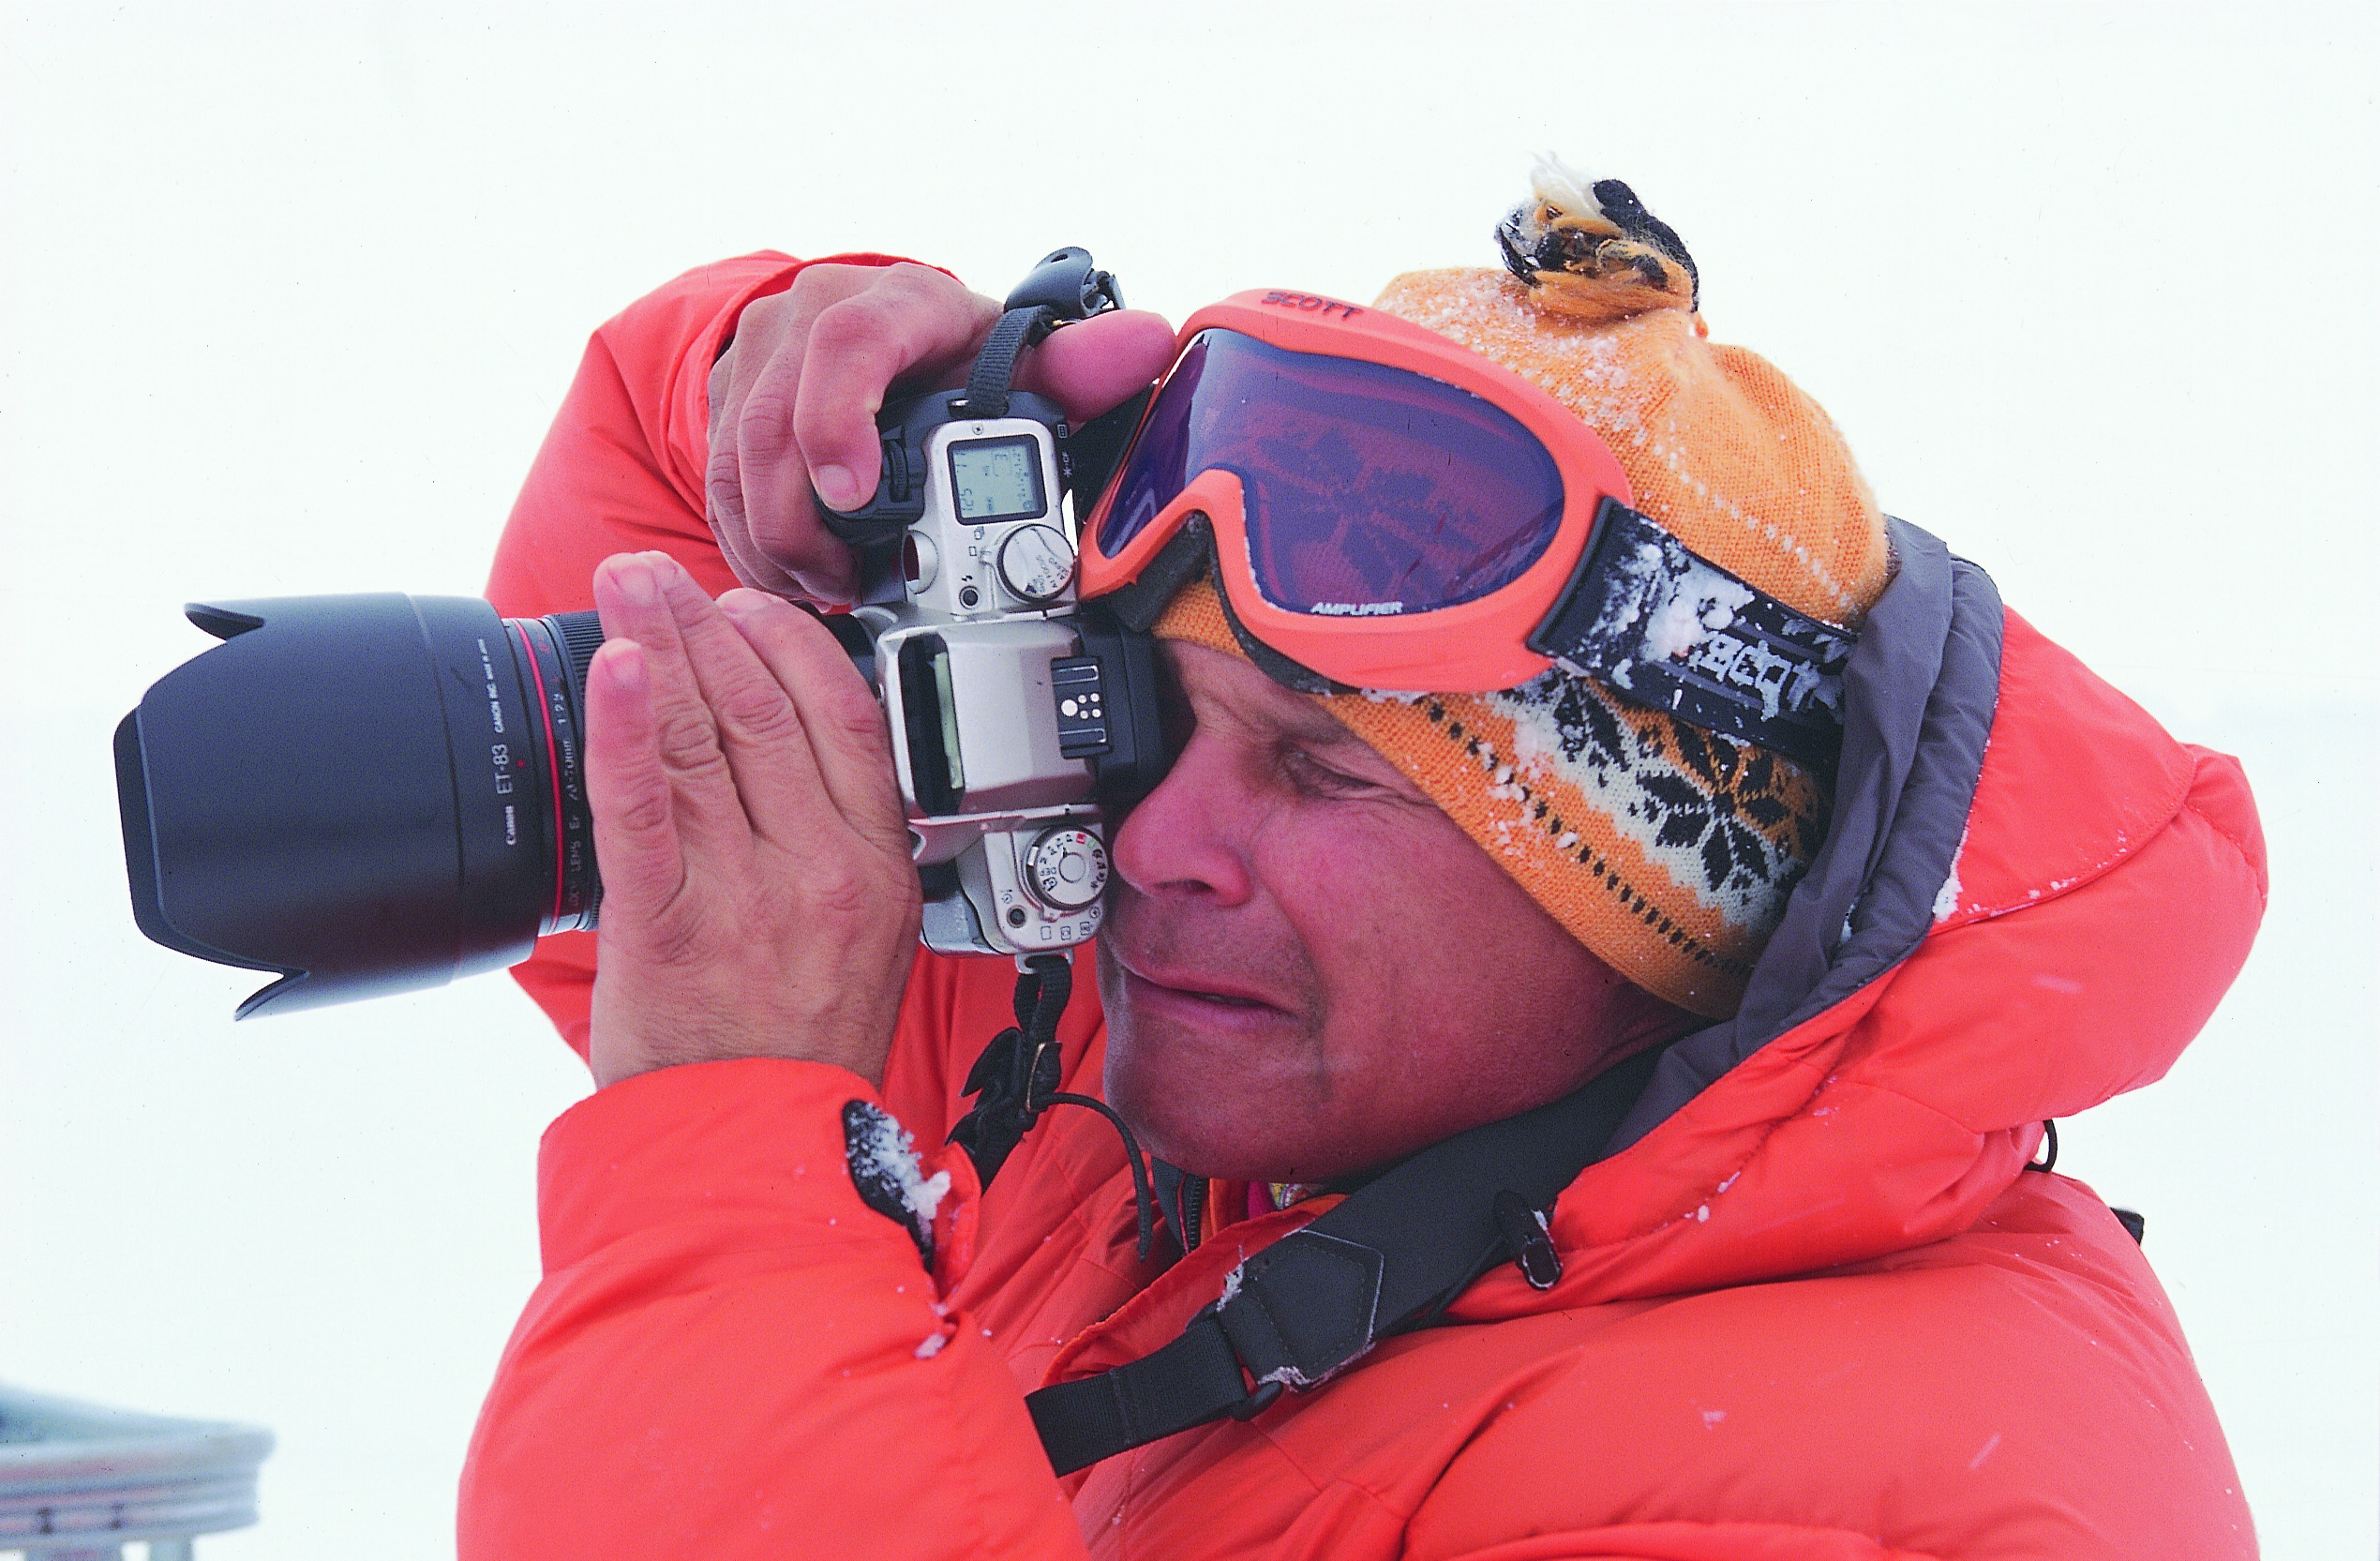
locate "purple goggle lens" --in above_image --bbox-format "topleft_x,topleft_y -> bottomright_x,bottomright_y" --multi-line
1097,331 -> 1565,617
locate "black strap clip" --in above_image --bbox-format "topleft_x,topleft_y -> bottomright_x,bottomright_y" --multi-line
1492,1188 -> 1563,1290
1227,1379 -> 1284,1421
1020,1047 -> 1664,1477
945,1021 -> 1062,1184
947,953 -> 1073,1183
1000,247 -> 1123,322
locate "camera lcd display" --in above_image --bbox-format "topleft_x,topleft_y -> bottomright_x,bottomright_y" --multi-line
949,436 -> 1045,522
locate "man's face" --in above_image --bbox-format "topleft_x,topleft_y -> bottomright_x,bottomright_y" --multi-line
1097,642 -> 1688,1185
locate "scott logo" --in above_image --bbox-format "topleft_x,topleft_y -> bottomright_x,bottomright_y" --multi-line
1260,291 -> 1364,320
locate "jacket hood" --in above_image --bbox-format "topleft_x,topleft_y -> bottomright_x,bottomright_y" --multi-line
1437,518 -> 2268,1320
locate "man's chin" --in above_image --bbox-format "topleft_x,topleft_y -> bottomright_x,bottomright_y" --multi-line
1100,984 -> 1250,1178
1101,1026 -> 1341,1185
1108,1098 -> 1316,1186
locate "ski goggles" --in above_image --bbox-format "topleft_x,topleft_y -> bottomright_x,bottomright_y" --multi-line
1075,290 -> 1860,771
1077,290 -> 1634,694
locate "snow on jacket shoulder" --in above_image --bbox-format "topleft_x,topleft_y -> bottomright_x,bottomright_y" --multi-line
463,257 -> 2268,1560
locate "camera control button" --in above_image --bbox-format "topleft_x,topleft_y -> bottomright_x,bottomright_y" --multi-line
1024,826 -> 1107,911
904,532 -> 939,591
997,524 -> 1075,604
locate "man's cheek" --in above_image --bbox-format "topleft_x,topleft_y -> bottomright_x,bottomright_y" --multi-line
1267,833 -> 1407,963
1093,944 -> 1172,1113
1098,1019 -> 1192,1170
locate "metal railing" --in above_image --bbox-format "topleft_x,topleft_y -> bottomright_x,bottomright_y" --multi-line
0,1385 -> 270,1560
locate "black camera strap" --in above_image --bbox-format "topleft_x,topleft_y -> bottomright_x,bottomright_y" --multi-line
1022,1044 -> 1662,1476
954,309 -> 1055,422
952,247 -> 1124,421
936,248 -> 1157,1262
948,953 -> 1158,1265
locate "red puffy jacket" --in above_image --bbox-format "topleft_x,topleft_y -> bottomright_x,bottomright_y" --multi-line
462,254 -> 2267,1559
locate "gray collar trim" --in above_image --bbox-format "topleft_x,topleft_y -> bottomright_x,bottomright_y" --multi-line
1609,518 -> 2005,1151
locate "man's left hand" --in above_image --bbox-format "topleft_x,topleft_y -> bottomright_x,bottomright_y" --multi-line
581,549 -> 921,1089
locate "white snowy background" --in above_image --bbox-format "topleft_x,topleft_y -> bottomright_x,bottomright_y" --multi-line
3,3 -> 2373,1556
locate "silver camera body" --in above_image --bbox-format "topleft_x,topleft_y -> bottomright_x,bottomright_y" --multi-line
845,405 -> 1112,959
821,248 -> 1165,962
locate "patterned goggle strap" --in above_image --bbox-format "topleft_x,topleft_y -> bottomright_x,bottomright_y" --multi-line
1527,499 -> 1857,776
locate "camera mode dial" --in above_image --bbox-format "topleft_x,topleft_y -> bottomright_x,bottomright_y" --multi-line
997,524 -> 1075,605
1023,826 -> 1107,911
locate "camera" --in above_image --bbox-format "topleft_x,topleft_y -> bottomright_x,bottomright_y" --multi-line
112,248 -> 1166,1017
815,248 -> 1168,961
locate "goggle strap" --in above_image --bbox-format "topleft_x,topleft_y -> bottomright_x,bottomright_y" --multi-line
1097,498 -> 1856,770
1527,499 -> 1857,776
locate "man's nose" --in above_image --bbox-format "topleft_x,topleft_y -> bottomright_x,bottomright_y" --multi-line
1108,733 -> 1255,908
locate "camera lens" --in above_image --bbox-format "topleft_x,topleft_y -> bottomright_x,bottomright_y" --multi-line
115,594 -> 605,1017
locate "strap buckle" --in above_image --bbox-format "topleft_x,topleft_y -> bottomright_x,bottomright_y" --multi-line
1229,1379 -> 1284,1421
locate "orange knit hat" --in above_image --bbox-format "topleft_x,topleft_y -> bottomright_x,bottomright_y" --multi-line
1152,159 -> 1893,1017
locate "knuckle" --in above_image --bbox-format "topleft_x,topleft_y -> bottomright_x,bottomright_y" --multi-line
735,383 -> 799,463
879,262 -> 948,291
875,263 -> 957,306
823,683 -> 891,753
653,710 -> 728,782
704,455 -> 747,524
712,677 -> 801,743
879,263 -> 993,322
745,284 -> 801,323
785,263 -> 872,304
804,295 -> 901,364
609,783 -> 675,839
804,860 -> 876,922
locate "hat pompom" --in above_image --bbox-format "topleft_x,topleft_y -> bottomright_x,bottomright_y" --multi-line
1495,156 -> 1699,325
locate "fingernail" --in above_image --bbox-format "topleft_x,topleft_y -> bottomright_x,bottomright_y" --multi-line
719,589 -> 774,617
603,641 -> 645,691
815,464 -> 860,509
613,558 -> 657,606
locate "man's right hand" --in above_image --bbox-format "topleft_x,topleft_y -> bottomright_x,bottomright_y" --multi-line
704,260 -> 1176,605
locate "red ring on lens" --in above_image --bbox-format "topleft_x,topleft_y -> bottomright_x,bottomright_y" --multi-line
513,619 -> 568,930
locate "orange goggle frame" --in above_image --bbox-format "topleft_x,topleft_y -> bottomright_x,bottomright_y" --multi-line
1075,290 -> 1636,694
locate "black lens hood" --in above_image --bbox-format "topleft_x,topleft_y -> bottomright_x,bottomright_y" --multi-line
116,593 -> 565,1018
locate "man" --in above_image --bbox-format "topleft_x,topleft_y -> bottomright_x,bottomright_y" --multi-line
461,170 -> 2267,1557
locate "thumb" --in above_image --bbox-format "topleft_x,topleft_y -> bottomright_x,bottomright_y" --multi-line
1017,309 -> 1177,427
